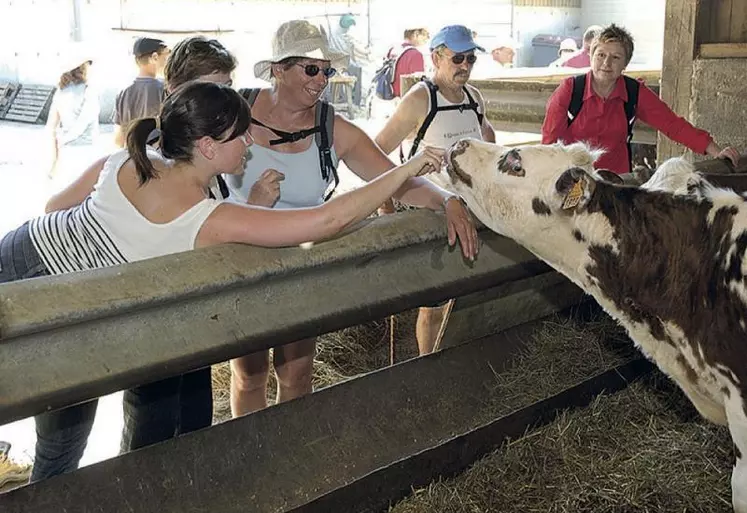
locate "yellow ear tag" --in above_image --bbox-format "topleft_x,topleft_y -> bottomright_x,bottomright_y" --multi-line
562,180 -> 584,210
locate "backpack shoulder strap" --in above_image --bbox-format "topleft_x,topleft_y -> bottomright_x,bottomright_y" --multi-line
567,74 -> 586,127
622,75 -> 641,172
622,76 -> 640,127
462,86 -> 484,125
408,78 -> 439,159
239,88 -> 261,107
212,87 -> 262,201
314,100 -> 339,201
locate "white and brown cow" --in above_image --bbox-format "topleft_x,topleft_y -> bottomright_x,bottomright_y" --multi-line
444,138 -> 747,512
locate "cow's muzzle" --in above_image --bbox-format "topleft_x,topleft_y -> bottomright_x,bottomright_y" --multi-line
445,140 -> 473,188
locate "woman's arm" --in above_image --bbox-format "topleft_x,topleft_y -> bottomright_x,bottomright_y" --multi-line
541,79 -> 573,144
197,148 -> 443,248
636,84 -> 739,166
45,155 -> 108,212
46,93 -> 61,173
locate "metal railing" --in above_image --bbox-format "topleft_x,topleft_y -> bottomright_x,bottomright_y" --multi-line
0,210 -> 551,425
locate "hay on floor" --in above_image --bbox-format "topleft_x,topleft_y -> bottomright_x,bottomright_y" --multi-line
212,310 -> 419,423
390,370 -> 733,513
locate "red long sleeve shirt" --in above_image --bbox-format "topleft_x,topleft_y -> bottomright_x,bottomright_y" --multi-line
541,71 -> 713,173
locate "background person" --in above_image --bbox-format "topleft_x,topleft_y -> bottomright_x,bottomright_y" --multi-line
112,37 -> 170,148
327,13 -> 370,106
388,28 -> 430,98
563,25 -> 602,69
46,45 -> 100,189
541,24 -> 739,174
549,38 -> 578,68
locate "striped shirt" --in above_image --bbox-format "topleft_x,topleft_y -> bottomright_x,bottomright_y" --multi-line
29,150 -> 222,275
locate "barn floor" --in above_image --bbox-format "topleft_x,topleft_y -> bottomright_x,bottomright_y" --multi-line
388,359 -> 733,513
211,305 -> 735,513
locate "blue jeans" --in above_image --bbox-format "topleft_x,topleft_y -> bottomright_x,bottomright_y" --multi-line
0,223 -> 213,481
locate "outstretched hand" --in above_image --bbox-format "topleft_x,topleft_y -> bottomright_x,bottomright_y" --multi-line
407,146 -> 446,177
444,196 -> 478,261
718,146 -> 740,169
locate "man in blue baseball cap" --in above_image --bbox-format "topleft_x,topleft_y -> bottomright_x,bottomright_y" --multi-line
374,23 -> 494,356
429,24 -> 486,54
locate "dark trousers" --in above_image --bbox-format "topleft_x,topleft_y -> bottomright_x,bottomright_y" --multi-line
1,223 -> 213,481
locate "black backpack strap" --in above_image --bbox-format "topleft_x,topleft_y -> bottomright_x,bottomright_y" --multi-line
209,87 -> 262,201
622,75 -> 640,172
408,78 -> 439,160
315,100 -> 339,201
208,175 -> 230,199
239,87 -> 261,107
567,74 -> 586,127
462,86 -> 484,125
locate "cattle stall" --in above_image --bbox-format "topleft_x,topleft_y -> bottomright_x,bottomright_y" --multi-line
0,198 -> 661,512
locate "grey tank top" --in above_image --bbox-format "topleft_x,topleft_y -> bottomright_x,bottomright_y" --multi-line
226,142 -> 338,209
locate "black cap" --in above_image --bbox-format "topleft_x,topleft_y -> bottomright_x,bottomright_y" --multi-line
133,37 -> 167,57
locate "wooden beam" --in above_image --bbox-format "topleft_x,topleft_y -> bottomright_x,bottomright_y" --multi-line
658,0 -> 699,162
699,42 -> 747,58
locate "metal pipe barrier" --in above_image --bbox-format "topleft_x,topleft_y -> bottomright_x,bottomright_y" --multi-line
0,210 -> 553,425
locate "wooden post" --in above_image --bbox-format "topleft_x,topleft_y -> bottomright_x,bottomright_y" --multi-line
657,0 -> 700,163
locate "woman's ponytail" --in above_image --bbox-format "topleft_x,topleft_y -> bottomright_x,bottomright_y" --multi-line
126,118 -> 159,185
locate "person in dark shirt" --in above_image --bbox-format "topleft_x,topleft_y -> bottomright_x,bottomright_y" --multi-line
113,37 -> 170,147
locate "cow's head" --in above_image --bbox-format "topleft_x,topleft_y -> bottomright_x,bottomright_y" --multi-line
443,138 -> 603,241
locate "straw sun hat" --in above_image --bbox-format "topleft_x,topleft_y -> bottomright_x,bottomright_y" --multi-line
253,20 -> 349,82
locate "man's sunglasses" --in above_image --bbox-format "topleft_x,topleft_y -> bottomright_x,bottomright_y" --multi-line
296,63 -> 337,78
451,53 -> 477,65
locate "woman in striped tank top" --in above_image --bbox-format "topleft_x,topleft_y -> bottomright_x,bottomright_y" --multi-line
0,81 -> 444,482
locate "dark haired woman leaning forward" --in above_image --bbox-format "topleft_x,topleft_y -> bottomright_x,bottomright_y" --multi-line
0,81 -> 443,482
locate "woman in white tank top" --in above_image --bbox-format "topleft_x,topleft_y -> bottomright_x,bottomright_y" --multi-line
0,81 -> 444,483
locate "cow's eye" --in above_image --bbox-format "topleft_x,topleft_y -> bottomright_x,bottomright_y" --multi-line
498,149 -> 524,176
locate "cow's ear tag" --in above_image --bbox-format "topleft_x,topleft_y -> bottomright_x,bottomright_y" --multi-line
562,180 -> 584,210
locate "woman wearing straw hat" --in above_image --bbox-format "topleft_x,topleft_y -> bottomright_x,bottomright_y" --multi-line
227,20 -> 479,419
47,45 -> 100,188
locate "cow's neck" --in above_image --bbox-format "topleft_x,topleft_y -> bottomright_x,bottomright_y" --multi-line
578,186 -> 745,348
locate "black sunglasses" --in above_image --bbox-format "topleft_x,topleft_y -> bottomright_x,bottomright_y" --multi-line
296,63 -> 337,78
451,53 -> 477,65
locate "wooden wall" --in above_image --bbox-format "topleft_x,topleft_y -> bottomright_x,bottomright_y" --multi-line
658,0 -> 747,163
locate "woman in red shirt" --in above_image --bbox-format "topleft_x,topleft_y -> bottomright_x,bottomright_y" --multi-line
541,24 -> 739,174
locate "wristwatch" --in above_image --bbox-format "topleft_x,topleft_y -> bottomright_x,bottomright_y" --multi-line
442,194 -> 463,211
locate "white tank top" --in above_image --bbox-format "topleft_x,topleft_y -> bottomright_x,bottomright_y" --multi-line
226,142 -> 339,209
29,149 -> 222,274
418,87 -> 484,149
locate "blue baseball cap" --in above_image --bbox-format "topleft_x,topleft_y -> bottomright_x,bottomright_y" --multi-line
429,25 -> 485,53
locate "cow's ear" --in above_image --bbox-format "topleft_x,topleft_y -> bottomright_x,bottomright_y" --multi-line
555,167 -> 596,211
593,169 -> 624,185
